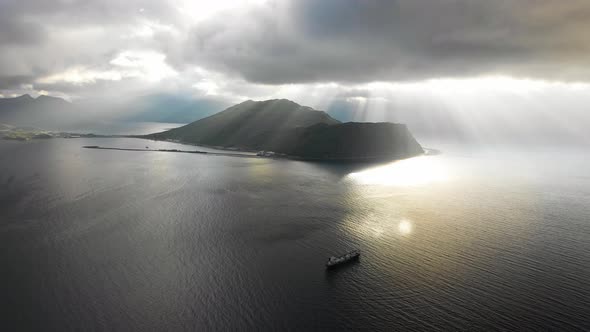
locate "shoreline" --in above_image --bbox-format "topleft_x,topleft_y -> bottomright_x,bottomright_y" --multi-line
82,145 -> 261,159
136,136 -> 428,162
83,144 -> 428,163
3,128 -> 432,163
133,135 -> 261,154
3,132 -> 434,163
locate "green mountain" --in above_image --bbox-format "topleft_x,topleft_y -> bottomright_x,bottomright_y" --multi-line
148,99 -> 424,161
148,99 -> 339,149
283,122 -> 424,160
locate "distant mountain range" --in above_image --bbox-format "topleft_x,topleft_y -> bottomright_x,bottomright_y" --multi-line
0,94 -> 230,130
0,94 -> 71,129
147,99 -> 424,161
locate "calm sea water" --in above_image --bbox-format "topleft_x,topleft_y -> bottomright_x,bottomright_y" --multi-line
1,137 -> 589,331
67,121 -> 184,135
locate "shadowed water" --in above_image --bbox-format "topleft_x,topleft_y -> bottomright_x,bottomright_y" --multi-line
1,138 -> 589,331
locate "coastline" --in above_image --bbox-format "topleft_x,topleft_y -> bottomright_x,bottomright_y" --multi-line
82,144 -> 260,159
134,136 -> 427,162
84,141 -> 428,163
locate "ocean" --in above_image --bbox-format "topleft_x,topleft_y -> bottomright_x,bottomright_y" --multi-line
1,136 -> 589,330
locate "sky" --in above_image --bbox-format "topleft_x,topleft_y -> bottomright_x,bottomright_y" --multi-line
1,0 -> 590,143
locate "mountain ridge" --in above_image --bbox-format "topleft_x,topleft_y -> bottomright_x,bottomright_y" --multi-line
148,98 -> 341,151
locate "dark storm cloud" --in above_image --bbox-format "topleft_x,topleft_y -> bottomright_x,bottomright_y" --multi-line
3,0 -> 590,94
184,0 -> 590,83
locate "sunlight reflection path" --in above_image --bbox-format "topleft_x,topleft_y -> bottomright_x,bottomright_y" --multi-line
347,155 -> 449,187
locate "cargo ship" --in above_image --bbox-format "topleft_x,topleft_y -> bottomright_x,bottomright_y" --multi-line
326,249 -> 360,268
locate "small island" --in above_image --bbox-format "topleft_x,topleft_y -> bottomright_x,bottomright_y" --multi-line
145,99 -> 424,162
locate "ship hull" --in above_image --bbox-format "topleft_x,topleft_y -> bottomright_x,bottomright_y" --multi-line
325,253 -> 360,269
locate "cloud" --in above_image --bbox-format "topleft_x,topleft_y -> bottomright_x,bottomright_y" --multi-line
0,0 -> 180,94
3,0 -> 590,100
182,0 -> 590,84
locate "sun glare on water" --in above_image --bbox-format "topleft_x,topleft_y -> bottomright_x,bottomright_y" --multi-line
398,219 -> 413,236
347,156 -> 449,187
